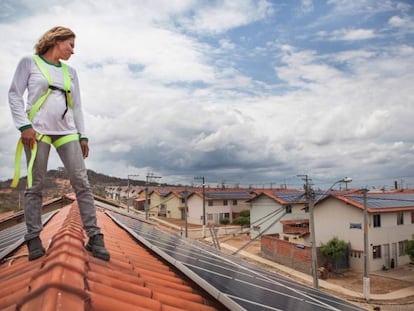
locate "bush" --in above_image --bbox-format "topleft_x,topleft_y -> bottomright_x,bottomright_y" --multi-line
405,240 -> 414,262
220,218 -> 230,225
232,210 -> 250,226
240,210 -> 250,217
232,216 -> 250,226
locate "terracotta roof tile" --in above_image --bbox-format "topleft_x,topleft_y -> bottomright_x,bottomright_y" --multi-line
0,201 -> 222,311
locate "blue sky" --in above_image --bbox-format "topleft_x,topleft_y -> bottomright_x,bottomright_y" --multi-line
1,0 -> 414,190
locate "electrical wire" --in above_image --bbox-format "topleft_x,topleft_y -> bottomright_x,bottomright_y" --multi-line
233,208 -> 287,255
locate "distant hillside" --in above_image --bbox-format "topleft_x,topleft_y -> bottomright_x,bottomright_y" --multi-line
0,169 -> 147,212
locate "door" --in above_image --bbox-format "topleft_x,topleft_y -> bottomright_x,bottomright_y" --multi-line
392,243 -> 398,268
383,244 -> 390,269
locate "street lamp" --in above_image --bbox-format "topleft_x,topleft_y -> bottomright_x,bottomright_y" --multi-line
300,176 -> 352,289
194,176 -> 206,238
127,174 -> 139,213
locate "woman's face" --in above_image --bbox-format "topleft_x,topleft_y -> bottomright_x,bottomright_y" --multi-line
56,37 -> 75,60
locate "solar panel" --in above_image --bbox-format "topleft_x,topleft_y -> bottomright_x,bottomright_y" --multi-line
205,192 -> 252,199
346,193 -> 414,209
271,191 -> 307,203
108,211 -> 364,311
0,210 -> 57,261
158,189 -> 171,196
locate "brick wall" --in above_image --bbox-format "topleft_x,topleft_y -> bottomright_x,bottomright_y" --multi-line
261,234 -> 319,275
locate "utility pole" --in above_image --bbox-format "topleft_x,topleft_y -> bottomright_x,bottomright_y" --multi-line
145,172 -> 161,220
184,189 -> 189,238
298,174 -> 319,289
363,188 -> 370,302
127,174 -> 139,213
195,176 -> 206,238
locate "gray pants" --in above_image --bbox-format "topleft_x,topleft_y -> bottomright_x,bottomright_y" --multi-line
24,136 -> 101,241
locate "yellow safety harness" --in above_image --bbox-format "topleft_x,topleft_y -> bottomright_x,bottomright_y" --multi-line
11,55 -> 79,188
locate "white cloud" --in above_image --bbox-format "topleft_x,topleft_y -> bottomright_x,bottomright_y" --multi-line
331,28 -> 376,41
300,0 -> 314,15
174,0 -> 273,34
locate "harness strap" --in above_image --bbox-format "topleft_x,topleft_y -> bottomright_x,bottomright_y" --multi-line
11,134 -> 80,188
31,55 -> 72,120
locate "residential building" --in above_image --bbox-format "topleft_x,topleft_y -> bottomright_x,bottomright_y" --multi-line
188,190 -> 254,225
248,190 -> 309,240
316,191 -> 414,272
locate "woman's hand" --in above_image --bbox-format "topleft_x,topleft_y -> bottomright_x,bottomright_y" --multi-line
80,140 -> 89,158
21,128 -> 36,149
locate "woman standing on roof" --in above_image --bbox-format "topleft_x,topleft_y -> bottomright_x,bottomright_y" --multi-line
8,26 -> 110,261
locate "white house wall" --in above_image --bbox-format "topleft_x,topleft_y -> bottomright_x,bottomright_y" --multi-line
250,196 -> 283,239
368,211 -> 413,271
314,198 -> 363,247
250,196 -> 310,239
187,196 -> 203,225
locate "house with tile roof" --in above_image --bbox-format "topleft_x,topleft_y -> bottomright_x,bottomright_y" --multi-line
250,189 -> 414,273
248,190 -> 309,240
127,187 -> 254,226
315,191 -> 414,272
132,187 -> 188,219
187,189 -> 254,225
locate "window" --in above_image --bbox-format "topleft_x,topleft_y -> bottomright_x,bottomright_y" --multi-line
232,200 -> 238,205
285,205 -> 292,214
207,213 -> 213,221
373,214 -> 381,228
373,245 -> 381,259
411,211 -> 414,224
208,200 -> 213,206
397,211 -> 404,225
223,200 -> 228,206
219,212 -> 230,221
399,241 -> 407,256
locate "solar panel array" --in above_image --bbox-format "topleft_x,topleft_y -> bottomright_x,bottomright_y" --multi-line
0,211 -> 57,261
346,193 -> 414,209
108,211 -> 364,311
205,191 -> 253,199
271,191 -> 307,203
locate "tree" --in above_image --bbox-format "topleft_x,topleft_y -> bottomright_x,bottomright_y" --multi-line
405,240 -> 414,263
320,237 -> 348,272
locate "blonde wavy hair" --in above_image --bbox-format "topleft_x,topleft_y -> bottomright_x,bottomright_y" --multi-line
35,26 -> 76,55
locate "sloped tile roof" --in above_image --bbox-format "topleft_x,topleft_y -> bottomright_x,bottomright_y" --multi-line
0,201 -> 221,311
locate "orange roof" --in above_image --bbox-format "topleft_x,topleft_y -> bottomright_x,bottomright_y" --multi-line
0,201 -> 221,311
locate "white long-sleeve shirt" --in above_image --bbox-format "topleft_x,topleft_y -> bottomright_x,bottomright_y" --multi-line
8,55 -> 87,138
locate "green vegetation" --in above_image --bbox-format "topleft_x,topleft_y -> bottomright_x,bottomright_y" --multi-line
220,218 -> 230,225
320,236 -> 348,272
232,210 -> 250,226
405,240 -> 414,263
